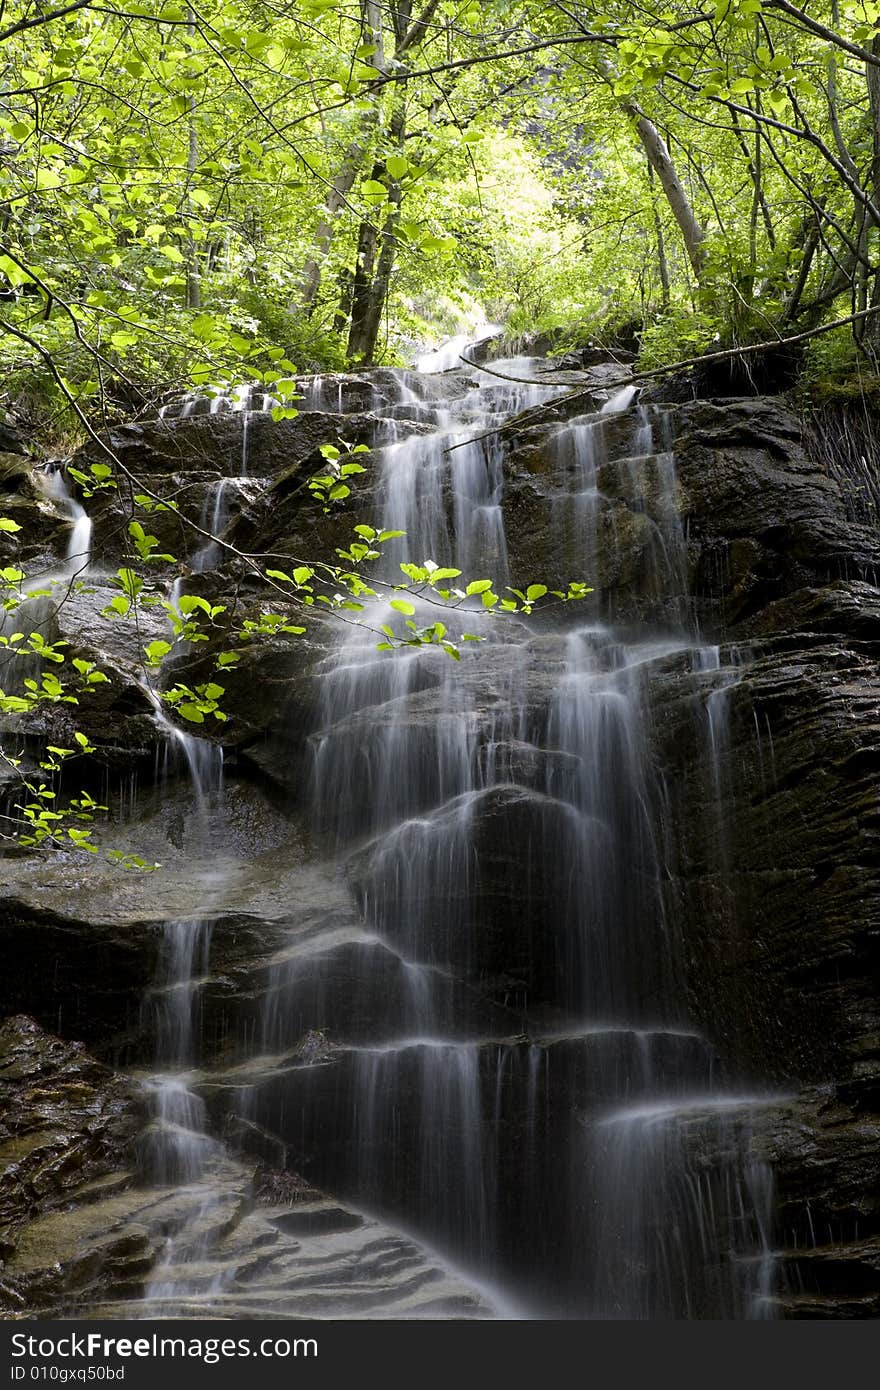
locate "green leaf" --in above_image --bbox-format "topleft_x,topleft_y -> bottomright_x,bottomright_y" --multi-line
466,579 -> 493,595
390,597 -> 416,615
35,168 -> 64,191
145,640 -> 172,666
178,703 -> 204,723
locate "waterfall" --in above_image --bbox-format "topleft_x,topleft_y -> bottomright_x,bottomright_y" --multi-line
0,467 -> 92,691
45,467 -> 93,576
135,765 -> 228,1312
588,1097 -> 777,1318
227,353 -> 781,1316
132,468 -> 232,1313
191,478 -> 234,574
415,321 -> 503,374
123,346 -> 780,1319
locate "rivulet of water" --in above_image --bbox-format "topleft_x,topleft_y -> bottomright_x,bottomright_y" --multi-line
0,467 -> 92,691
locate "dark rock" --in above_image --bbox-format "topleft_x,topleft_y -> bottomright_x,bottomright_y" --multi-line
0,417 -> 27,456
753,1088 -> 880,1318
671,398 -> 879,626
0,1015 -> 138,1305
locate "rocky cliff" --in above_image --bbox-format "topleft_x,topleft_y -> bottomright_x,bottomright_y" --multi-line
0,368 -> 877,1317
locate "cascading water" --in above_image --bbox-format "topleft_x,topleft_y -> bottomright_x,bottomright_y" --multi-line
121,348 -> 781,1319
244,354 -> 779,1318
0,467 -> 92,691
45,467 -> 93,578
415,321 -> 503,374
136,750 -> 227,1314
134,441 -> 233,1313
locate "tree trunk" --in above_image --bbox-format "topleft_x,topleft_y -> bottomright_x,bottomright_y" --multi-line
862,34 -> 880,356
346,110 -> 405,365
295,0 -> 439,315
630,108 -> 706,282
185,9 -> 201,310
346,209 -> 380,357
346,191 -> 402,361
299,133 -> 374,312
647,162 -> 670,309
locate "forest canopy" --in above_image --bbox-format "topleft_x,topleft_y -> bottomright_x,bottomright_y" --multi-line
2,0 -> 880,436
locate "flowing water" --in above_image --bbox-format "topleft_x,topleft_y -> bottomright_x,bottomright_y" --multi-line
0,467 -> 92,691
131,350 -> 778,1318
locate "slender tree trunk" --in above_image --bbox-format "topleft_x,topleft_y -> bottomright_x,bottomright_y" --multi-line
334,266 -> 354,335
347,186 -> 402,361
782,201 -> 826,323
347,105 -> 405,362
863,34 -> 880,356
185,8 -> 201,310
346,208 -> 380,356
295,0 -> 440,316
623,101 -> 706,282
731,110 -> 777,255
647,162 -> 670,309
298,132 -> 375,311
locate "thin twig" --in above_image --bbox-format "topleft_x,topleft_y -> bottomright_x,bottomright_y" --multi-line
446,305 -> 880,453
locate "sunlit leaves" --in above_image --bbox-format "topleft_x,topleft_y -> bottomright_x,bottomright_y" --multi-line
162,680 -> 226,724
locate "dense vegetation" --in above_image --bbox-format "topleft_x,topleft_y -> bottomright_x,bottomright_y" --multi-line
3,0 -> 880,858
2,0 -> 880,432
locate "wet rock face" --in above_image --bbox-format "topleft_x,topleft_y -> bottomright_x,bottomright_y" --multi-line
498,393 -> 880,1314
648,575 -> 880,1314
0,1017 -> 491,1319
643,582 -> 879,1093
753,1087 -> 880,1319
0,1015 -> 138,1311
670,399 -> 880,626
0,906 -> 158,1055
2,374 -> 878,1317
501,396 -> 880,627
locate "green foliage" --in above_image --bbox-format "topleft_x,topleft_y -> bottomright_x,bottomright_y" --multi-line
162,681 -> 227,725
4,0 -> 880,867
2,0 -> 879,411
308,441 -> 371,511
637,305 -> 723,371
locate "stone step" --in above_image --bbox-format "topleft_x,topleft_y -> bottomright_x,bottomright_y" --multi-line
198,1026 -> 717,1300
198,931 -> 530,1057
774,1235 -> 880,1315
